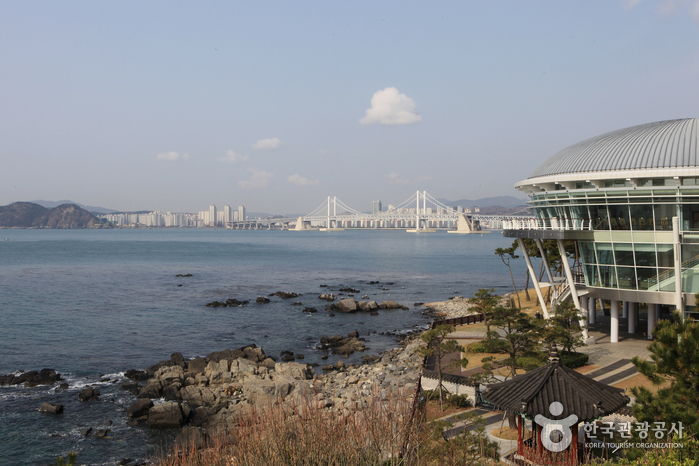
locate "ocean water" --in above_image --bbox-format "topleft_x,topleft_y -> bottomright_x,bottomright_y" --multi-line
0,229 -> 525,465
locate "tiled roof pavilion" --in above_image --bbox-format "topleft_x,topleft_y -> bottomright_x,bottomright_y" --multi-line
484,358 -> 630,421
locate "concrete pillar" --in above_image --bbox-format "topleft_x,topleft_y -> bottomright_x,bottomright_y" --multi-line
647,303 -> 656,340
610,300 -> 619,343
589,297 -> 596,325
628,302 -> 636,334
623,301 -> 628,319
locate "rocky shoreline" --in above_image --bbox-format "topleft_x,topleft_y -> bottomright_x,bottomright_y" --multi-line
113,331 -> 424,447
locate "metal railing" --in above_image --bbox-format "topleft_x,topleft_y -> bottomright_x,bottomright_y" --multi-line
502,218 -> 592,231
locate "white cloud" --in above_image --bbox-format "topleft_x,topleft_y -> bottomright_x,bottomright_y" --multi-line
360,87 -> 422,125
386,172 -> 410,185
219,150 -> 249,164
252,137 -> 282,150
288,174 -> 320,187
156,151 -> 190,161
238,168 -> 273,190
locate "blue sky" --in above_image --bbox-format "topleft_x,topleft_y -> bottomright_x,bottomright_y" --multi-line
1,1 -> 698,214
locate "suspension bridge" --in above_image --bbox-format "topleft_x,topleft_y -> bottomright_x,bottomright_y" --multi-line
226,191 -> 532,231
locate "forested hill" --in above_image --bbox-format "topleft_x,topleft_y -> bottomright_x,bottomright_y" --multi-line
0,202 -> 114,228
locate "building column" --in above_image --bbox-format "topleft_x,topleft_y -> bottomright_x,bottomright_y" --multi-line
610,300 -> 619,343
518,238 -> 550,319
647,303 -> 656,340
589,297 -> 596,325
628,302 -> 636,334
622,301 -> 628,319
580,296 -> 588,322
557,239 -> 590,342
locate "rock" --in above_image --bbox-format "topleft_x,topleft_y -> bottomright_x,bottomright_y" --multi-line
180,386 -> 217,408
243,346 -> 267,363
378,300 -> 402,309
242,379 -> 276,404
318,293 -> 336,301
94,429 -> 110,438
186,357 -> 207,374
348,330 -> 359,338
176,426 -> 207,450
336,298 -> 357,313
138,382 -> 163,399
322,365 -> 334,371
256,296 -> 271,303
302,307 -> 317,313
334,360 -> 345,370
170,352 -> 185,368
148,402 -> 185,428
127,399 -> 153,418
78,386 -> 100,401
175,273 -> 193,277
190,406 -> 215,426
155,365 -> 184,384
274,362 -> 313,380
163,382 -> 182,401
80,427 -> 92,437
58,383 -> 69,390
339,287 -> 360,293
125,369 -> 148,381
291,301 -> 303,306
280,351 -> 295,362
271,291 -> 302,299
121,382 -> 140,395
38,402 -> 64,414
146,360 -> 172,377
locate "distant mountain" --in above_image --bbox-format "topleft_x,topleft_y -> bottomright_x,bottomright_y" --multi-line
0,202 -> 114,229
436,196 -> 528,209
30,199 -> 117,214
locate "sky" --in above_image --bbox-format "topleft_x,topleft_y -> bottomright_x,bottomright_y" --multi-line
1,1 -> 699,215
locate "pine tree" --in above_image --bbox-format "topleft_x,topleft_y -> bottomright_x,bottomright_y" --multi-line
467,288 -> 499,334
416,324 -> 466,410
631,310 -> 699,437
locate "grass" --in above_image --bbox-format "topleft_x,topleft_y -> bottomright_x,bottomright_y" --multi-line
612,372 -> 673,395
489,425 -> 532,441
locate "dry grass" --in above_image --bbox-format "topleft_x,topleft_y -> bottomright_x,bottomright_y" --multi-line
612,373 -> 673,395
573,364 -> 600,374
489,426 -> 532,441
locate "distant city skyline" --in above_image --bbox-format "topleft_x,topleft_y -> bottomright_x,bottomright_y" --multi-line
2,2 -> 698,213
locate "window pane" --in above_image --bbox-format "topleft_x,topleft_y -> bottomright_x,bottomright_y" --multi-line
682,269 -> 699,294
589,205 -> 609,230
657,245 -> 674,267
681,204 -> 699,231
608,205 -> 631,230
580,242 -> 596,264
635,244 -> 657,267
656,268 -> 675,292
583,264 -> 599,287
654,204 -> 677,230
682,244 -> 699,267
629,204 -> 653,230
616,266 -> 636,290
637,267 -> 657,291
614,243 -> 634,266
595,243 -> 615,265
599,265 -> 617,288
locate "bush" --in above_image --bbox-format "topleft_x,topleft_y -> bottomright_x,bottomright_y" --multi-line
447,394 -> 472,408
467,339 -> 509,353
561,351 -> 589,369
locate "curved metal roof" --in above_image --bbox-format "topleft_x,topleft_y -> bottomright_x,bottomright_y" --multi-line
528,118 -> 699,179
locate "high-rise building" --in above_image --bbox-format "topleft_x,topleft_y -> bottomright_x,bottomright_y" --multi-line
372,200 -> 382,215
209,204 -> 217,227
224,205 -> 233,224
238,205 -> 246,222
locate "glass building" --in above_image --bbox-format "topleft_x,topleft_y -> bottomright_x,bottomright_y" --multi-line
503,118 -> 699,344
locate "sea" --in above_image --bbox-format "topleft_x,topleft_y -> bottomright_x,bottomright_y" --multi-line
0,228 -> 526,466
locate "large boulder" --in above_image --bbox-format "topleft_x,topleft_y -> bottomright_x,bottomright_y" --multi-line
274,362 -> 313,380
78,386 -> 100,401
127,399 -> 153,418
180,385 -> 217,408
125,369 -> 148,381
38,402 -> 64,414
155,365 -> 184,384
186,357 -> 208,374
148,402 -> 185,429
242,379 -> 276,404
138,381 -> 163,399
378,300 -> 402,309
230,358 -> 258,376
336,299 -> 357,313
